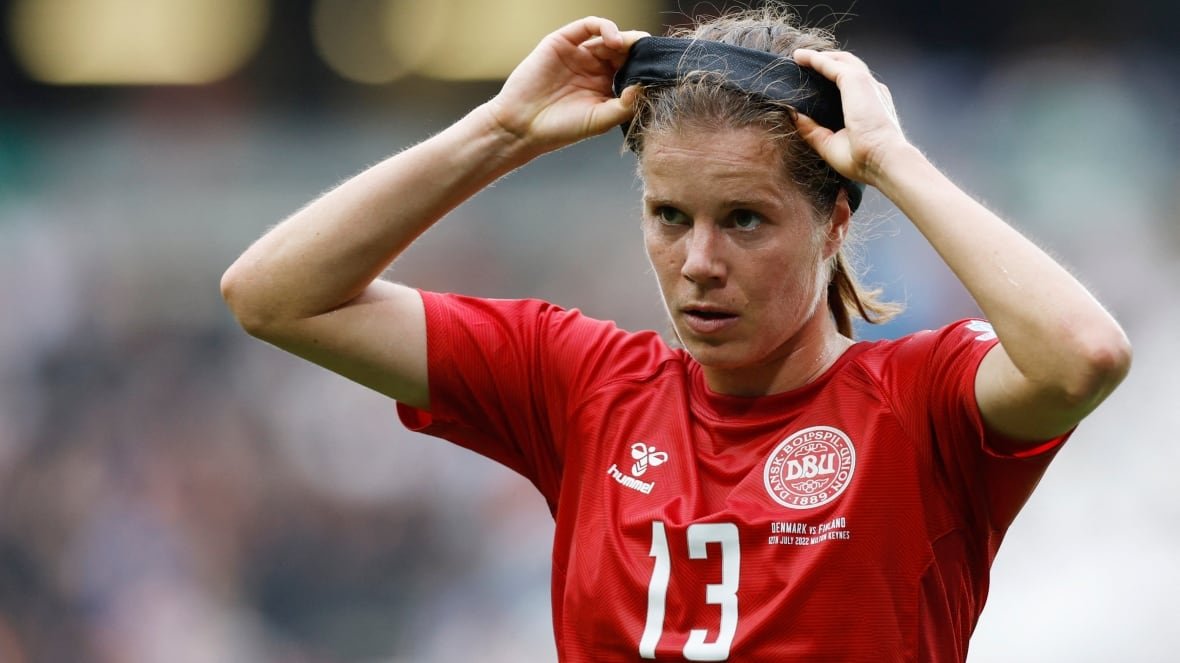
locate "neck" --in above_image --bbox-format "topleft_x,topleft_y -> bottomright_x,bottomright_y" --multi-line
702,316 -> 852,398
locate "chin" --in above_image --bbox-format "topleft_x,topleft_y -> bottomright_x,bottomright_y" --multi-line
679,339 -> 754,371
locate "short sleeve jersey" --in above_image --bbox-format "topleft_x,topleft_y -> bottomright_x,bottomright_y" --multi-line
397,292 -> 1068,662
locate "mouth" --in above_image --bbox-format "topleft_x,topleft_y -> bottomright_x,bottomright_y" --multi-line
684,308 -> 737,320
680,306 -> 740,335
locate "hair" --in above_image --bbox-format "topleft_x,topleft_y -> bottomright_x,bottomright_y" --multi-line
624,6 -> 902,338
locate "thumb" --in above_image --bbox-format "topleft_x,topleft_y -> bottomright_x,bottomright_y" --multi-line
793,111 -> 831,151
592,84 -> 640,132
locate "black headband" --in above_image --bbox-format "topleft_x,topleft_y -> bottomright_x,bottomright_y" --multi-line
613,36 -> 864,211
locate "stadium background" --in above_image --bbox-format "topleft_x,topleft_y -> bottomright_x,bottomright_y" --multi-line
0,0 -> 1177,660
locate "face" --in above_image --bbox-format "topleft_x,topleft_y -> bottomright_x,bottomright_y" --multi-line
640,125 -> 846,394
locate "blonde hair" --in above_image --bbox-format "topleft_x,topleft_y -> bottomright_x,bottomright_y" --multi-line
625,6 -> 902,337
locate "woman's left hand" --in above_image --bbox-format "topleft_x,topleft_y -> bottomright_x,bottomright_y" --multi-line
791,48 -> 911,188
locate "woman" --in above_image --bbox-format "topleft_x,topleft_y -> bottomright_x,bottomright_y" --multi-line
221,9 -> 1131,662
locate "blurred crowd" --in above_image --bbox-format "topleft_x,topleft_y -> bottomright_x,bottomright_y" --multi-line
1,7 -> 1179,663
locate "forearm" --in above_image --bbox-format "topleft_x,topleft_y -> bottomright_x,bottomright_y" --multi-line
874,146 -> 1131,401
221,102 -> 530,329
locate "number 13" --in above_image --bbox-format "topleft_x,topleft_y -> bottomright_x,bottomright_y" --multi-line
640,521 -> 741,660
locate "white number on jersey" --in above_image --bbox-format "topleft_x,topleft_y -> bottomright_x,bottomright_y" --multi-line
640,521 -> 741,660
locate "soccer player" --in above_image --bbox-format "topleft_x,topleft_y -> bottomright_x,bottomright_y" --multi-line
221,9 -> 1131,662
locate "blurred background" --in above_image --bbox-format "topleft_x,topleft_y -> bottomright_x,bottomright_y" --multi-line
0,0 -> 1177,661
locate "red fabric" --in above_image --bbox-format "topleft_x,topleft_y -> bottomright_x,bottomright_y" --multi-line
397,292 -> 1068,662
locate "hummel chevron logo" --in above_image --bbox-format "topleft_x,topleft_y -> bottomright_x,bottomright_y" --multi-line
630,442 -> 668,477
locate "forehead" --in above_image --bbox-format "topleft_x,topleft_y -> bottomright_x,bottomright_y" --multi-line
639,126 -> 797,203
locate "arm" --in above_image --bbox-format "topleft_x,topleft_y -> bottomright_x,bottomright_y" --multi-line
792,49 -> 1132,442
220,17 -> 646,410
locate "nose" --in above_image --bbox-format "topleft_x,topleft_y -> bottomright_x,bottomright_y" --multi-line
681,223 -> 727,286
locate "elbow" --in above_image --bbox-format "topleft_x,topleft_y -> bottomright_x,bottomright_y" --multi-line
220,262 -> 278,338
1059,325 -> 1133,409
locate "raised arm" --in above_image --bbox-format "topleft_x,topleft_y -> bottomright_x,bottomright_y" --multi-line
792,48 -> 1132,442
220,17 -> 646,410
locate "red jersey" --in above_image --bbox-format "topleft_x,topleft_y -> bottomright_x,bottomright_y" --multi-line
397,293 -> 1068,662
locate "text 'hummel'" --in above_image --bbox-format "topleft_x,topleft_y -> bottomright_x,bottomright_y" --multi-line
607,464 -> 655,494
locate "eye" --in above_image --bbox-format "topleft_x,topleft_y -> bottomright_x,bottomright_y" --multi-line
654,206 -> 689,226
731,209 -> 763,231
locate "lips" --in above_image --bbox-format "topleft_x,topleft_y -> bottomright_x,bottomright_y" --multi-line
680,306 -> 740,335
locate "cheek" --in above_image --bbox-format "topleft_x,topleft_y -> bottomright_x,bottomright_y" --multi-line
795,227 -> 830,283
754,245 -> 827,310
643,232 -> 679,280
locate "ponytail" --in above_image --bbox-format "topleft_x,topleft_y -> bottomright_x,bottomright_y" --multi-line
827,251 -> 903,338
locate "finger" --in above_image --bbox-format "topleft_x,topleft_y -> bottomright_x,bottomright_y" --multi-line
794,48 -> 885,110
591,89 -> 640,130
819,50 -> 872,73
583,30 -> 650,53
583,30 -> 651,68
618,83 -> 641,107
619,30 -> 651,49
581,37 -> 628,69
582,35 -> 607,54
793,111 -> 832,149
793,48 -> 842,80
793,48 -> 873,83
553,16 -> 621,48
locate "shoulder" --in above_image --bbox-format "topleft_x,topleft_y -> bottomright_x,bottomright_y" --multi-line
419,290 -> 684,385
839,319 -> 998,405
419,291 -> 614,341
852,319 -> 997,370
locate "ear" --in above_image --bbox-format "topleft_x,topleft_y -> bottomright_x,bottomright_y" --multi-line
823,188 -> 853,261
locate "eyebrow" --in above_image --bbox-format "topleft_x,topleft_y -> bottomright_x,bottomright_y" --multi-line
721,198 -> 778,210
642,195 -> 779,210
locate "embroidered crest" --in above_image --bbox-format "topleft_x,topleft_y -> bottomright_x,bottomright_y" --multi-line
763,426 -> 856,510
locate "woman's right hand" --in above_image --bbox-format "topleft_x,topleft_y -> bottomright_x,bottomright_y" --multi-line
485,17 -> 648,155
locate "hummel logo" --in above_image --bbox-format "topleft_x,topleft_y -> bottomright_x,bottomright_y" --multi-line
630,442 -> 668,477
606,442 -> 669,495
